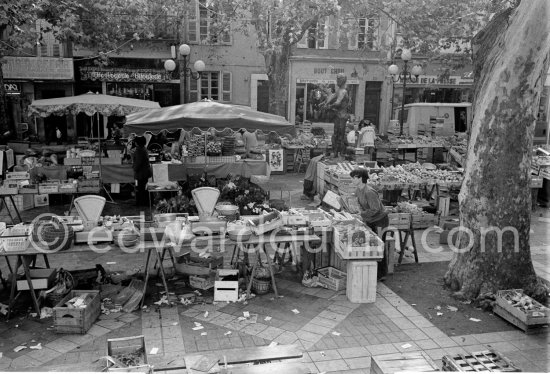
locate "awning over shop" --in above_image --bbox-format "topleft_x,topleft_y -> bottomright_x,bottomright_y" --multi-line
124,101 -> 295,136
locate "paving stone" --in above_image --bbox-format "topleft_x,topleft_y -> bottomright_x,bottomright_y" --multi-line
345,356 -> 371,369
239,323 -> 269,336
318,310 -> 347,322
274,331 -> 299,345
511,347 -> 547,361
10,355 -> 42,369
396,305 -> 422,317
326,304 -> 355,315
142,328 -> 162,341
295,329 -> 323,343
343,369 -> 370,374
451,334 -> 481,346
229,336 -> 245,348
301,322 -> 332,335
195,339 -> 210,352
315,358 -> 349,372
435,336 -> 459,348
62,333 -> 94,346
163,338 -> 185,353
415,339 -> 439,350
308,349 -> 342,361
421,326 -> 448,340
251,335 -> 268,346
211,312 -> 236,325
26,347 -> 61,363
180,309 -> 202,318
100,312 -> 123,320
322,338 -> 339,349
257,326 -> 285,341
403,328 -> 430,341
393,341 -> 422,353
365,343 -> 399,356
510,338 -> 547,350
87,324 -> 111,337
161,327 -> 183,340
337,347 -> 369,359
469,332 -> 507,343
424,348 -> 447,360
309,316 -> 338,329
44,338 -> 80,353
391,317 -> 417,330
353,335 -> 371,346
117,313 -> 140,323
407,315 -> 433,328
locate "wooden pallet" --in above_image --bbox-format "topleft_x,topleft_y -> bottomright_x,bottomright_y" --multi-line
442,349 -> 520,372
493,304 -> 549,334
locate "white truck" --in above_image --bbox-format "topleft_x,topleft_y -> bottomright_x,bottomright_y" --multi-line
389,102 -> 472,136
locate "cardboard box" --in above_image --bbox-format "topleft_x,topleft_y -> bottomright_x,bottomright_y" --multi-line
34,194 -> 49,207
17,268 -> 57,290
214,269 -> 239,302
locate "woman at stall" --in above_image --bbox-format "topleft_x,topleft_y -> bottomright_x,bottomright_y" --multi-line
350,168 -> 388,279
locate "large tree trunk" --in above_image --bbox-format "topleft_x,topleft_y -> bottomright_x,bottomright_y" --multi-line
444,0 -> 550,302
264,44 -> 290,118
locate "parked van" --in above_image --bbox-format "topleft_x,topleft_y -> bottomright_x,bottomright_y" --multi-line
389,103 -> 472,136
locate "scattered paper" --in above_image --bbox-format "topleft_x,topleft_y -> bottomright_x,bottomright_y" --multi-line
268,342 -> 278,347
106,262 -> 117,265
154,296 -> 170,306
331,331 -> 341,336
14,346 -> 27,352
469,318 -> 481,322
437,312 -> 443,316
435,305 -> 441,310
30,343 -> 42,350
243,311 -> 250,318
171,322 -> 179,326
447,306 -> 458,312
320,351 -> 326,357
149,347 -> 159,355
237,317 -> 246,321
0,303 -> 8,315
264,316 -> 272,321
292,309 -> 300,314
201,332 -> 207,336
194,322 -> 202,327
204,311 -> 209,318
411,304 -> 416,306
401,343 -> 412,349
224,331 -> 232,336
40,307 -> 53,319
460,300 -> 472,305
192,326 -> 204,331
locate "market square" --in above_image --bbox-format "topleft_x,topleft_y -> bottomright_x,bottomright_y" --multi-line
0,0 -> 549,373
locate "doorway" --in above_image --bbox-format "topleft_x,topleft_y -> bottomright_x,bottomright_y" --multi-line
41,89 -> 67,144
363,82 -> 382,131
257,80 -> 269,113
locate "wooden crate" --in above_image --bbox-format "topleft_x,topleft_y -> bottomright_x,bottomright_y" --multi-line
106,335 -> 151,373
371,352 -> 439,374
333,226 -> 384,260
54,290 -> 101,334
346,260 -> 377,303
411,213 -> 437,229
442,349 -> 520,372
388,213 -> 411,230
495,289 -> 550,325
317,266 -> 346,291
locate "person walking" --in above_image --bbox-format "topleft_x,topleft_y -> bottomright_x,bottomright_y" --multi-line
132,137 -> 152,206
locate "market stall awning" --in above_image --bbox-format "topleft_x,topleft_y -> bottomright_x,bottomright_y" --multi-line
28,93 -> 161,117
124,101 -> 294,136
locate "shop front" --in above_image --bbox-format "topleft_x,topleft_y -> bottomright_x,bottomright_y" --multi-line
74,60 -> 177,139
288,57 -> 390,132
3,56 -> 74,142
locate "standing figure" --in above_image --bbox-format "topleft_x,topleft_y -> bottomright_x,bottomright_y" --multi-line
132,137 -> 152,207
55,127 -> 62,145
323,73 -> 350,158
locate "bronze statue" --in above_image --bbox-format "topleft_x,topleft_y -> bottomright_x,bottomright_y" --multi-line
322,73 -> 350,158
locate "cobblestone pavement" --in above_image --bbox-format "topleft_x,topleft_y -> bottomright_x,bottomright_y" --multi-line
0,174 -> 548,372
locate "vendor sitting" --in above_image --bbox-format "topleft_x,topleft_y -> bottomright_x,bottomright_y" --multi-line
350,168 -> 388,279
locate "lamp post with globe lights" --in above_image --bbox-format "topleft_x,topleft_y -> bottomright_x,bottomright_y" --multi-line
164,44 -> 205,104
388,49 -> 423,136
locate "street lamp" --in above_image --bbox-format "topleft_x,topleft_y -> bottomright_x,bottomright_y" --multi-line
388,49 -> 423,136
164,44 -> 205,104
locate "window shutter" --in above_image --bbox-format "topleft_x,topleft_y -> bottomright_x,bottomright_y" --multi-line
222,72 -> 231,102
317,17 -> 329,49
52,44 -> 60,57
347,18 -> 358,50
189,77 -> 198,102
221,28 -> 232,44
187,0 -> 198,44
40,44 -> 48,56
369,17 -> 380,50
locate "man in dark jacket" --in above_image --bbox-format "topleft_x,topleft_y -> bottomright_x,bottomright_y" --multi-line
132,137 -> 152,206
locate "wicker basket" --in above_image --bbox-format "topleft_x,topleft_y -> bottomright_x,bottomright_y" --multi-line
46,269 -> 75,306
252,278 -> 271,294
41,221 -> 74,252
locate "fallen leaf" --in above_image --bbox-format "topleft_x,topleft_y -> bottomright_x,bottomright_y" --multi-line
447,306 -> 458,312
435,305 -> 441,310
436,312 -> 443,316
30,343 -> 42,350
469,318 -> 481,322
14,346 -> 27,353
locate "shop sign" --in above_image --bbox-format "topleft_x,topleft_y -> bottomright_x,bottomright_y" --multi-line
410,75 -> 474,86
4,82 -> 21,95
3,56 -> 73,80
313,67 -> 346,75
297,78 -> 360,85
80,67 -> 170,82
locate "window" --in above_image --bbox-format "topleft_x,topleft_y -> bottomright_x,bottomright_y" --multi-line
187,0 -> 231,45
297,17 -> 329,49
189,71 -> 231,102
348,16 -> 379,50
